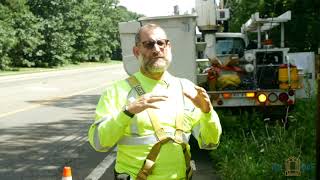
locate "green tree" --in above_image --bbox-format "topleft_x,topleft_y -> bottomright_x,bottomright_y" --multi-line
227,0 -> 320,52
0,0 -> 44,69
28,0 -> 76,67
8,0 -> 44,67
111,5 -> 142,60
0,4 -> 16,70
0,0 -> 143,69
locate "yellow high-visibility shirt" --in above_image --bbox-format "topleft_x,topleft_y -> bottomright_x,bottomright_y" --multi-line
88,71 -> 222,180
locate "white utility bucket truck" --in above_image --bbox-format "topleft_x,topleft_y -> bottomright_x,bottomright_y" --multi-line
119,0 -> 312,119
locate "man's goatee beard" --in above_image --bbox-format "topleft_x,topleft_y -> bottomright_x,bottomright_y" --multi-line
138,54 -> 171,73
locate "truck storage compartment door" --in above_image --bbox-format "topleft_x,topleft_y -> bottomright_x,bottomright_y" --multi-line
139,15 -> 198,83
288,52 -> 316,98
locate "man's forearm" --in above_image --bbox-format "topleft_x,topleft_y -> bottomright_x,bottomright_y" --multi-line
89,112 -> 131,152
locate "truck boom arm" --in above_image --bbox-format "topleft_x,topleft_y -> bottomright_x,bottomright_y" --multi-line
241,11 -> 291,48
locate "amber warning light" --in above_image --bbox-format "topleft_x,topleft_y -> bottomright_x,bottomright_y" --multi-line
246,92 -> 255,98
222,93 -> 232,99
258,93 -> 267,103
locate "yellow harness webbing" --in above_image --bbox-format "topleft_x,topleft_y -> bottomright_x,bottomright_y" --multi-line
126,76 -> 192,180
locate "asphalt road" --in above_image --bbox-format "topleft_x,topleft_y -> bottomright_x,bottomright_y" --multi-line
0,64 -> 219,180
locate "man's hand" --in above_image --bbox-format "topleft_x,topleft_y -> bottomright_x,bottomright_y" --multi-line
127,93 -> 168,114
184,86 -> 212,113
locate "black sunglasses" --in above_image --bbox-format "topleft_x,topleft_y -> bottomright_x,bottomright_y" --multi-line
141,39 -> 170,49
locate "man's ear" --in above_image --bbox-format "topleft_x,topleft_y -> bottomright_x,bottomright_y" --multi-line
133,46 -> 140,58
167,41 -> 172,49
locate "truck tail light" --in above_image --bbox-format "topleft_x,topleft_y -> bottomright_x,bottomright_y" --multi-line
268,93 -> 278,102
287,99 -> 294,105
257,93 -> 267,103
246,92 -> 255,98
279,92 -> 289,102
222,93 -> 232,99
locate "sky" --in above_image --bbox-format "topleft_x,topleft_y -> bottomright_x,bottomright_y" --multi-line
118,0 -> 196,17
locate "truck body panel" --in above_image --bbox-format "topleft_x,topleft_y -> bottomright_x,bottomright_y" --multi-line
288,52 -> 316,98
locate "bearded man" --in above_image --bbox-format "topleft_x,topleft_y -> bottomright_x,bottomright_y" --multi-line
88,23 -> 222,180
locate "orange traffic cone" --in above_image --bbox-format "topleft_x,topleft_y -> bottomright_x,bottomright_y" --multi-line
62,166 -> 72,180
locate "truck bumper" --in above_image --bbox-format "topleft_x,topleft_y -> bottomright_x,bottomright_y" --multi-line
208,89 -> 295,107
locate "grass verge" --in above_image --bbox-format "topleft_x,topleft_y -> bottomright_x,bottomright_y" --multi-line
210,97 -> 316,179
0,61 -> 122,76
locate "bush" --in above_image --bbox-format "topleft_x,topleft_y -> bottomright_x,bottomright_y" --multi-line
210,97 -> 316,179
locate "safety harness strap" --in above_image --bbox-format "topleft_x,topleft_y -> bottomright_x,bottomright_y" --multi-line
126,76 -> 146,96
147,109 -> 168,141
126,76 -> 192,180
136,138 -> 172,180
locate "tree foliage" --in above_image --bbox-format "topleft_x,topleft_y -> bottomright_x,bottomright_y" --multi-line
227,0 -> 320,52
0,0 -> 141,70
3,0 -> 318,70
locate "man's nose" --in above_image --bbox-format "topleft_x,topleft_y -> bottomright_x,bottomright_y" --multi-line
153,43 -> 162,52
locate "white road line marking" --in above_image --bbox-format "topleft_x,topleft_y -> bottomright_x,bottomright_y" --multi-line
0,81 -> 114,119
26,86 -> 60,92
0,64 -> 122,83
85,151 -> 116,180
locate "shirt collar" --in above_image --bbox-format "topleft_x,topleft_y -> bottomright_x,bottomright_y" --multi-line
134,71 -> 173,87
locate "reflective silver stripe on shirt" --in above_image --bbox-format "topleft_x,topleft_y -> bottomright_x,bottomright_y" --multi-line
118,131 -> 191,145
126,88 -> 139,136
200,141 -> 220,150
93,116 -> 112,151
